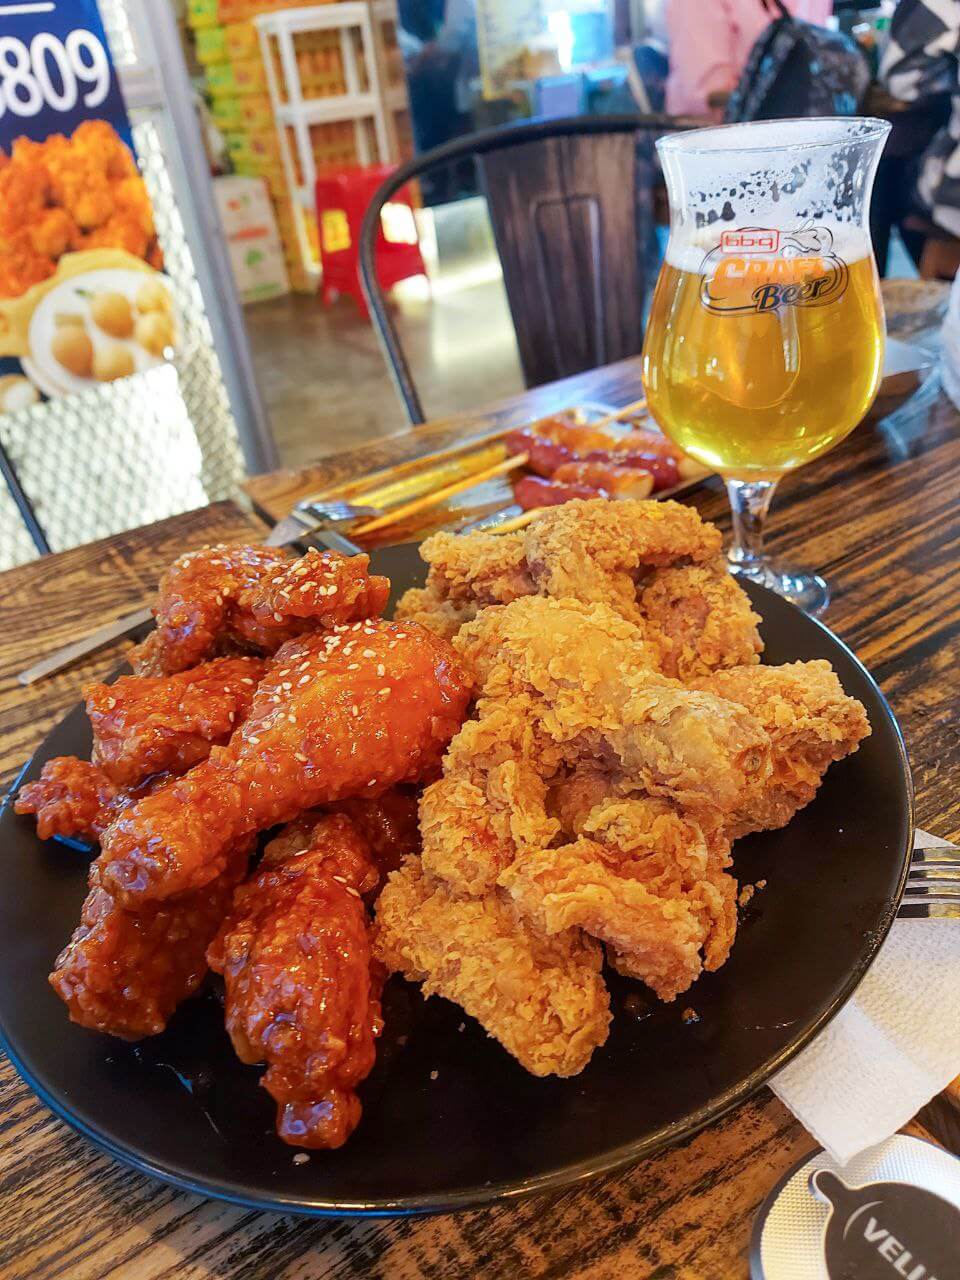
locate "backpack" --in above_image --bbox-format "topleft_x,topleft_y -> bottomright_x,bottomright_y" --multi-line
725,0 -> 871,123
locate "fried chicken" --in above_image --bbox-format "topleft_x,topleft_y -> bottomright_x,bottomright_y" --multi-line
98,620 -> 470,905
501,797 -> 737,1001
375,857 -> 611,1077
396,500 -> 755,680
208,815 -> 383,1148
691,661 -> 871,838
86,656 -> 266,787
50,844 -> 249,1040
420,597 -> 769,896
262,788 -> 421,884
130,545 -> 390,676
638,560 -> 763,681
392,583 -> 479,642
15,757 -> 120,842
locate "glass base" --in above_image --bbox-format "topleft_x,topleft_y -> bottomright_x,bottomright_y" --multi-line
728,556 -> 830,616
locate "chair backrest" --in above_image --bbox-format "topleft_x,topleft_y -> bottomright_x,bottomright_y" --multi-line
359,115 -> 691,424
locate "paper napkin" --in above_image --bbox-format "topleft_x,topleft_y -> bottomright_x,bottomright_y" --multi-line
771,831 -> 960,1165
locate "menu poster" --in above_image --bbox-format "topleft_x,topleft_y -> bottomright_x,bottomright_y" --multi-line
476,0 -> 544,99
0,0 -> 176,416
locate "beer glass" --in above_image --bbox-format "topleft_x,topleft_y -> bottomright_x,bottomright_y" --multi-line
642,118 -> 890,613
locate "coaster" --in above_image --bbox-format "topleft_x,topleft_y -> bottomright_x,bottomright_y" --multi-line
750,1135 -> 960,1279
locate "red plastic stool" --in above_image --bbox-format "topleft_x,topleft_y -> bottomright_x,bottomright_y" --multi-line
315,165 -> 426,316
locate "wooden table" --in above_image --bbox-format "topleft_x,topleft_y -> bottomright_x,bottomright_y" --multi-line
2,281 -> 959,1279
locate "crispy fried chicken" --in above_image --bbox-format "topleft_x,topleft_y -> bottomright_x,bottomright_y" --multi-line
691,661 -> 872,838
375,856 -> 611,1077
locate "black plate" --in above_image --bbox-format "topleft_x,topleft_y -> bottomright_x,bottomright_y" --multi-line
0,551 -> 913,1217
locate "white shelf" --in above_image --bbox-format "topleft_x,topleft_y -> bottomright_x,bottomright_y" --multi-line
277,93 -> 379,127
256,2 -> 402,286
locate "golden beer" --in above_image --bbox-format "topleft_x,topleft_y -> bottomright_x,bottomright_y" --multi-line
642,253 -> 884,480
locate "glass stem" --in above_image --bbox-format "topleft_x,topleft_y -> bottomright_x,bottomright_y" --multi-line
725,477 -> 779,572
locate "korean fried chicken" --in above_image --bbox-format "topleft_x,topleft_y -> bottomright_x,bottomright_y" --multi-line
501,797 -> 737,1002
16,757 -> 121,842
50,843 -> 250,1040
375,857 -> 611,1077
262,788 -> 421,883
98,620 -> 470,905
129,545 -> 390,675
86,656 -> 266,787
638,560 -> 762,681
421,597 -> 769,896
396,499 -> 761,679
208,815 -> 383,1148
691,661 -> 871,839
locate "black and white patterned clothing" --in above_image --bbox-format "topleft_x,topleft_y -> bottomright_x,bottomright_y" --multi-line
881,0 -> 960,236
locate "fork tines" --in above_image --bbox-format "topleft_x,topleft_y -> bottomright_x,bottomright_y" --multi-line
898,846 -> 960,916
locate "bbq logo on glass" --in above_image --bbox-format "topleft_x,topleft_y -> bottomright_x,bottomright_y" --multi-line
700,224 -> 848,315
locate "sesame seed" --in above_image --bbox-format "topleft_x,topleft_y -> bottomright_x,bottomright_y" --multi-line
345,886 -> 361,899
240,678 -> 254,685
298,583 -> 311,593
379,687 -> 391,697
430,1070 -> 438,1081
376,664 -> 385,677
347,663 -> 359,671
273,612 -> 283,622
248,735 -> 260,744
293,1153 -> 309,1166
282,682 -> 292,691
298,675 -> 310,686
294,752 -> 307,763
105,697 -> 116,709
351,705 -> 359,717
332,875 -> 346,884
362,649 -> 375,658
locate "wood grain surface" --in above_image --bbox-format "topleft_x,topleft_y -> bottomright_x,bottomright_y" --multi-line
2,282 -> 959,1279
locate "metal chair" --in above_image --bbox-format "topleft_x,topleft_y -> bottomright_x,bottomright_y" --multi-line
359,114 -> 695,425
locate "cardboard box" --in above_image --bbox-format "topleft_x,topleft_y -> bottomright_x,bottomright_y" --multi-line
227,237 -> 290,303
213,174 -> 278,241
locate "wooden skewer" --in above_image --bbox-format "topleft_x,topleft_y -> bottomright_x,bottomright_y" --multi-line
590,397 -> 648,431
330,427 -> 515,503
352,454 -> 529,537
485,507 -> 547,535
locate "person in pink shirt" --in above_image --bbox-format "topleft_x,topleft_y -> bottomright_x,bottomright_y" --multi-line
665,0 -> 835,118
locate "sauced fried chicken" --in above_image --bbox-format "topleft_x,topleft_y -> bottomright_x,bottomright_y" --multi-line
50,844 -> 250,1040
16,758 -> 120,842
98,620 -> 470,905
129,545 -> 390,675
691,661 -> 871,838
375,857 -> 611,1077
14,758 -> 175,844
86,656 -> 266,787
262,788 -> 421,884
208,815 -> 383,1148
396,499 -> 761,679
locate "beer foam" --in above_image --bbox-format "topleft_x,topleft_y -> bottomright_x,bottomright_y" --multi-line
664,228 -> 873,275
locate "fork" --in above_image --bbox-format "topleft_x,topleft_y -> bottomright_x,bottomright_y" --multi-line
897,846 -> 960,918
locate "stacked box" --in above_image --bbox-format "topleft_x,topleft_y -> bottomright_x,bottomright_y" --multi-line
190,1 -> 408,294
213,174 -> 290,304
